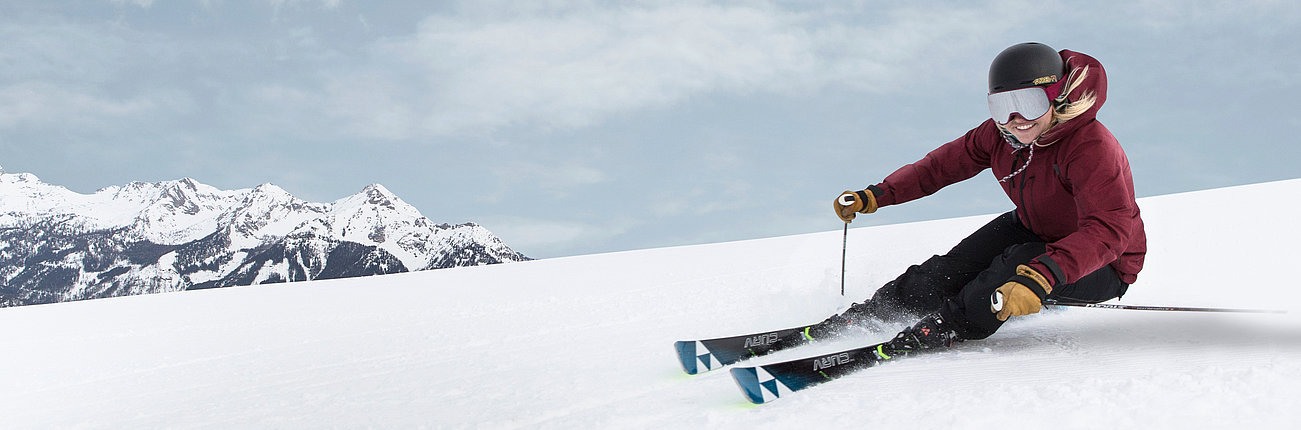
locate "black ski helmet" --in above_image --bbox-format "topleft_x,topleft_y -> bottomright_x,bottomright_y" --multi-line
988,42 -> 1064,94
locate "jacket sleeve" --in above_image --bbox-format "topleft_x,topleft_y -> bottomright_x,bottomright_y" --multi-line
874,122 -> 998,207
1028,134 -> 1141,285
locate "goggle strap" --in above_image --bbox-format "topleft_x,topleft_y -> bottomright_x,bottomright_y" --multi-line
1044,70 -> 1072,102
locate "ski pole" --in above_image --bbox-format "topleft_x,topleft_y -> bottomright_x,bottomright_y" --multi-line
840,223 -> 848,296
837,193 -> 856,297
1044,299 -> 1287,314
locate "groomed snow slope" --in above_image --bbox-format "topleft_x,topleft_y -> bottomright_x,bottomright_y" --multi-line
3,179 -> 1300,429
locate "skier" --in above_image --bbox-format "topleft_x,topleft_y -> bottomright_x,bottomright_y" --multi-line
816,42 -> 1146,352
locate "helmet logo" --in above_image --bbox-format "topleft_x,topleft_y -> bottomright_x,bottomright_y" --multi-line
1032,75 -> 1059,86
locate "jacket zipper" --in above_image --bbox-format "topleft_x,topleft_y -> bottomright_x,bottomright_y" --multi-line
1011,149 -> 1035,232
1009,149 -> 1024,189
1020,174 -> 1035,233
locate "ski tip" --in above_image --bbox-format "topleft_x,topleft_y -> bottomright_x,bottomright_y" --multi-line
729,367 -> 768,404
730,365 -> 796,404
675,340 -> 722,375
674,341 -> 699,375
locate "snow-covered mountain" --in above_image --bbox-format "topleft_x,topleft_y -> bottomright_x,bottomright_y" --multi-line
0,168 -> 528,306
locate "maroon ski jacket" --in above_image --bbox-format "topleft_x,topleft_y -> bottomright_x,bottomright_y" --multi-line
872,50 -> 1146,286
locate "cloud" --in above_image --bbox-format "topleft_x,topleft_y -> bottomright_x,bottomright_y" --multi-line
269,0 -> 342,9
486,161 -> 610,200
478,215 -> 633,257
0,19 -> 131,85
0,18 -> 195,131
647,179 -> 753,218
109,0 -> 346,12
316,1 -> 1009,141
21,1 -> 1026,144
109,0 -> 157,8
0,82 -> 191,129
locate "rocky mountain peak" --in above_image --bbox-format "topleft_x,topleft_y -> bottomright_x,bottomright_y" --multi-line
0,171 -> 529,308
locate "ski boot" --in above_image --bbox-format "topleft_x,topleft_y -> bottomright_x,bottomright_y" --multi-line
882,313 -> 960,354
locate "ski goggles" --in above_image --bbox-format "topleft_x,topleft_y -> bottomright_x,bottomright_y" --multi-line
988,78 -> 1068,124
988,87 -> 1051,124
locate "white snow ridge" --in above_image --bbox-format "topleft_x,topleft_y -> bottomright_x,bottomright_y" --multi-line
0,172 -> 528,306
2,179 -> 1300,429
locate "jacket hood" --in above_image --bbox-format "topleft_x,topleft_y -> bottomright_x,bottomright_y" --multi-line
1040,49 -> 1107,142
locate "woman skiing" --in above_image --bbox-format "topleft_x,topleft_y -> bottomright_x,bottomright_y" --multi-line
816,42 -> 1146,352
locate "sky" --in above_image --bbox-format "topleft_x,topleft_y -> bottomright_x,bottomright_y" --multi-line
2,0 -> 1299,258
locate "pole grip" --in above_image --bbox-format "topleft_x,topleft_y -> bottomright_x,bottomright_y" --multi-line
838,193 -> 856,207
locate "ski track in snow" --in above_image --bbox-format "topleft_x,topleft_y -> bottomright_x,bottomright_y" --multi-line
3,180 -> 1301,429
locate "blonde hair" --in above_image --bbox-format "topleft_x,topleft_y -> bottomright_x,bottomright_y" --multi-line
1050,65 -> 1097,125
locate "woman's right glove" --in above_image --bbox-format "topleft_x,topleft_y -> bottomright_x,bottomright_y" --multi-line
834,189 -> 878,223
991,265 -> 1054,321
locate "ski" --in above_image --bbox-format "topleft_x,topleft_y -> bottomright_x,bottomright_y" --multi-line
729,340 -> 910,404
674,326 -> 816,375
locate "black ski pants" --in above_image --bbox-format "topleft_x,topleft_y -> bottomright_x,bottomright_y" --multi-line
855,211 -> 1128,340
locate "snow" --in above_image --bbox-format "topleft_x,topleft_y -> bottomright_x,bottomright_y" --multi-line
2,179 -> 1301,429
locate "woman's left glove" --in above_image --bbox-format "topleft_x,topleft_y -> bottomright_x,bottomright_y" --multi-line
991,265 -> 1054,321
